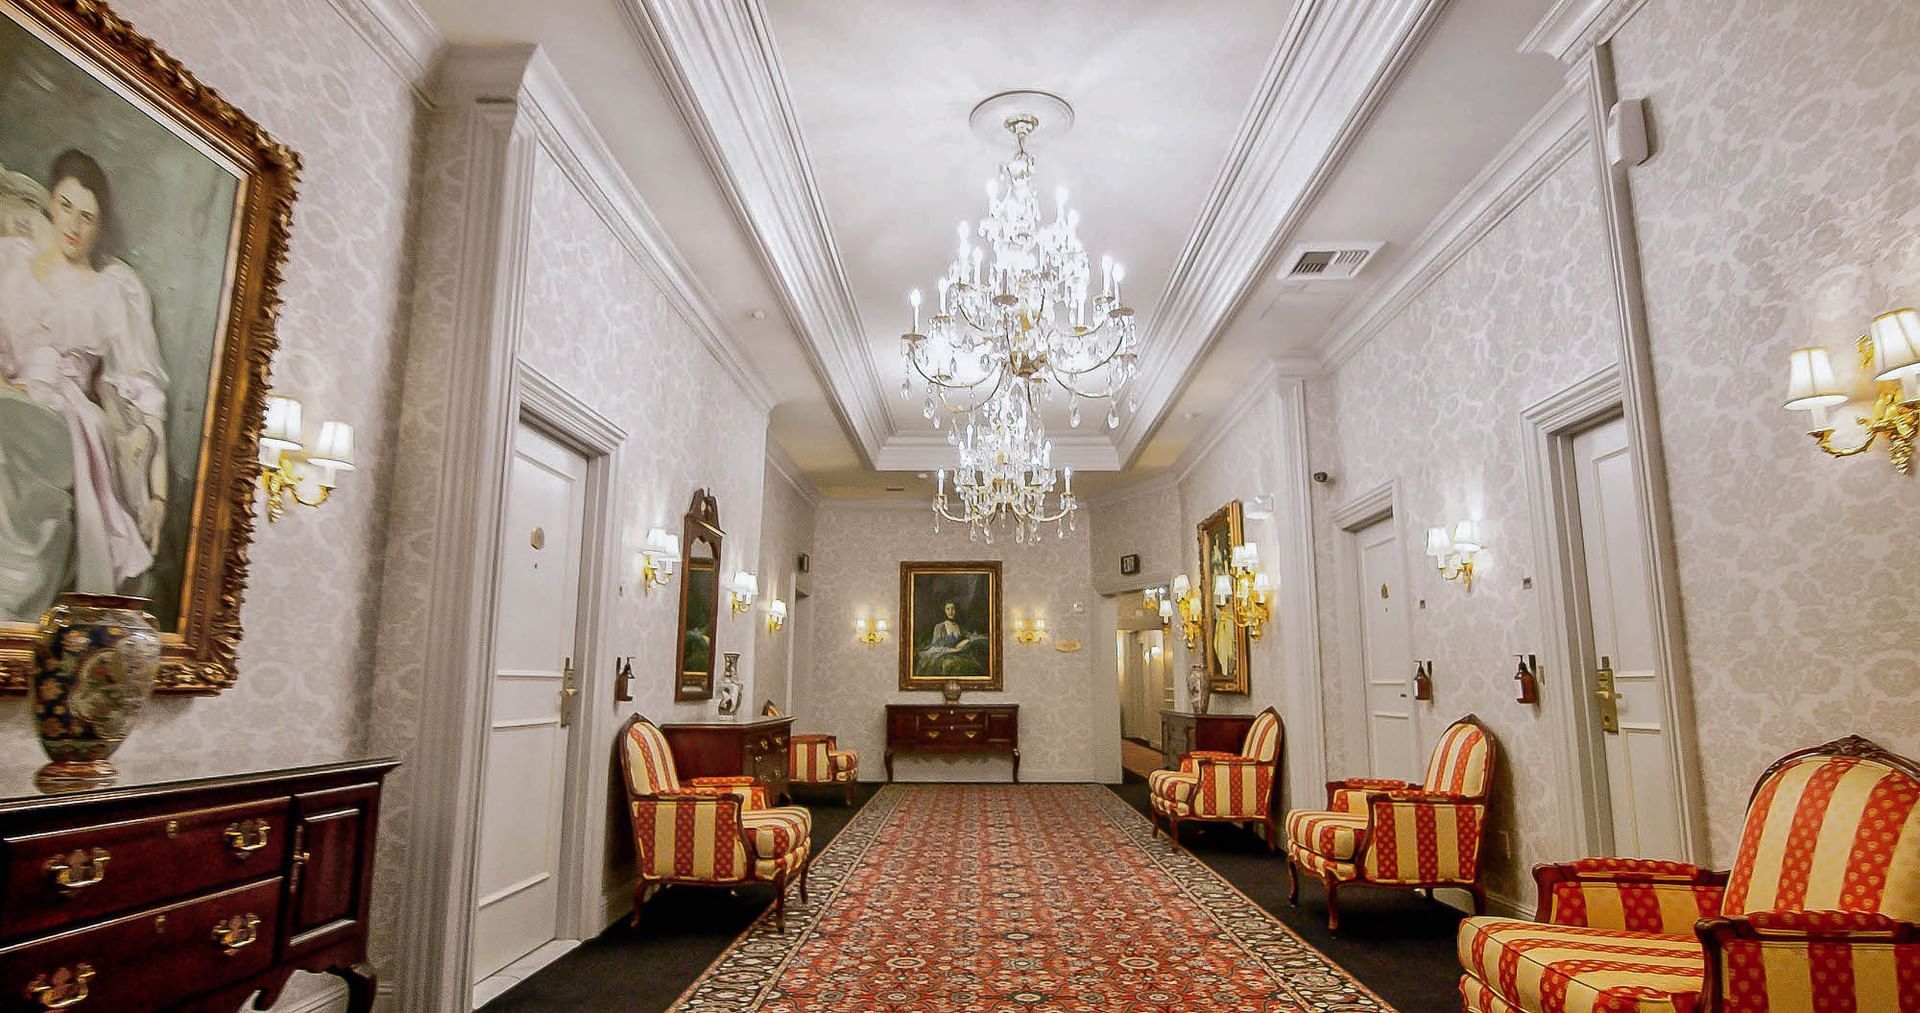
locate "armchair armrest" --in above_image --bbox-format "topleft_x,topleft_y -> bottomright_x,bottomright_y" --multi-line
1698,911 -> 1919,1006
1178,749 -> 1241,773
791,733 -> 838,746
683,776 -> 769,809
1531,858 -> 1729,931
1325,777 -> 1416,808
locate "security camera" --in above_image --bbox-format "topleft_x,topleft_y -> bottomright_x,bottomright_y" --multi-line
1311,471 -> 1331,484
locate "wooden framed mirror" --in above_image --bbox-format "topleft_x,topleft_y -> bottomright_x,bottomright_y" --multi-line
675,489 -> 724,701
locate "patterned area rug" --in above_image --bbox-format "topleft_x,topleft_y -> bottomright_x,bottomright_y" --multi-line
673,784 -> 1391,1011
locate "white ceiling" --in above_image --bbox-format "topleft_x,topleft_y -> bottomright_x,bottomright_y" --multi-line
415,0 -> 1568,497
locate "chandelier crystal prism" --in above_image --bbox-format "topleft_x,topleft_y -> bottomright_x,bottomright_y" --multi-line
909,94 -> 1137,541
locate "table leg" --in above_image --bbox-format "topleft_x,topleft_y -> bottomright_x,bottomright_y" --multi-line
884,749 -> 894,782
1011,749 -> 1020,783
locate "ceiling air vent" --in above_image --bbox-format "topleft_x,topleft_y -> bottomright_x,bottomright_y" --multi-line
1278,241 -> 1382,282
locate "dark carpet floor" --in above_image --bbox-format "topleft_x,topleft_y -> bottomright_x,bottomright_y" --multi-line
494,781 -> 1464,1011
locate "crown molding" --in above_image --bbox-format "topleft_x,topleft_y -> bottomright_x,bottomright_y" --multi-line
1317,79 -> 1590,373
325,0 -> 444,99
1518,0 -> 1652,63
871,432 -> 1122,474
764,438 -> 822,509
1112,0 -> 1449,467
433,45 -> 778,413
621,0 -> 890,464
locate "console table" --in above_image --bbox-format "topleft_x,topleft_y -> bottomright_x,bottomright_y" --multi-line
885,704 -> 1019,782
661,716 -> 793,802
1159,710 -> 1256,769
0,756 -> 395,1012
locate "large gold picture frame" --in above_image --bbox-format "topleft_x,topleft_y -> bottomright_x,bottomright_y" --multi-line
899,560 -> 1002,692
0,0 -> 299,694
1198,500 -> 1251,695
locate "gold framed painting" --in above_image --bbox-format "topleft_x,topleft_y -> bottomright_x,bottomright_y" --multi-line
1197,500 -> 1250,695
0,0 -> 299,693
899,561 -> 1002,692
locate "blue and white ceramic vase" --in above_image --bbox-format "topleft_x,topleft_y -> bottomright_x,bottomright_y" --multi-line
32,594 -> 161,783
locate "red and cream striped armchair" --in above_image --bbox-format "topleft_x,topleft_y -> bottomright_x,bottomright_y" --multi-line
1457,735 -> 1920,1013
763,701 -> 859,805
1285,714 -> 1496,930
618,714 -> 813,932
1147,707 -> 1284,849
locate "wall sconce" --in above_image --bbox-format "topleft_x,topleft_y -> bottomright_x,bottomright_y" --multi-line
639,527 -> 681,593
257,394 -> 355,523
1784,308 -> 1920,473
854,616 -> 889,645
767,598 -> 788,633
1217,542 -> 1272,639
728,571 -> 757,615
1425,521 -> 1482,589
1011,616 -> 1048,644
1170,574 -> 1202,648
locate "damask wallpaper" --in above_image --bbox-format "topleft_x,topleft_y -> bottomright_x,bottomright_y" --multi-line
755,455 -> 818,713
1086,481 -> 1182,598
1305,146 -> 1620,908
1611,0 -> 1920,863
799,505 -> 1103,782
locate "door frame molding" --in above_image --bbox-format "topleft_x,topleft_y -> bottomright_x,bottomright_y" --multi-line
1329,481 -> 1415,777
1521,364 -> 1700,860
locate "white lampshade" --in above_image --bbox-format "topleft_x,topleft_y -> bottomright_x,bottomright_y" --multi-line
1452,520 -> 1482,553
307,420 -> 355,472
854,618 -> 868,632
1425,526 -> 1452,557
875,618 -> 888,633
1171,574 -> 1191,597
769,599 -> 788,621
1033,618 -> 1048,631
1158,599 -> 1174,620
644,527 -> 681,562
1252,571 -> 1274,594
732,571 -> 758,597
1231,542 -> 1259,570
1783,347 -> 1848,410
260,395 -> 304,452
1212,573 -> 1232,604
1869,308 -> 1920,382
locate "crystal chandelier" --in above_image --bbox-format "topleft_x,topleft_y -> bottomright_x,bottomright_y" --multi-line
932,387 -> 1076,544
900,106 -> 1139,432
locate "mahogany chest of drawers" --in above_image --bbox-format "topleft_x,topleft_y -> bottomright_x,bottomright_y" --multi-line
0,757 -> 394,1012
884,704 -> 1019,782
660,716 -> 793,802
1159,710 -> 1256,769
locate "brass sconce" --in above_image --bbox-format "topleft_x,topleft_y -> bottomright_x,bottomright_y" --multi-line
1215,542 -> 1272,639
1784,308 -> 1920,473
767,598 -> 788,633
728,571 -> 758,616
1011,616 -> 1048,644
639,528 -> 681,592
1425,522 -> 1482,590
257,395 -> 355,522
1169,574 -> 1202,649
854,616 -> 889,645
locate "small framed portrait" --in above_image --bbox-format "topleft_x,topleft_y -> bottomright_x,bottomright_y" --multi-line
0,0 -> 299,693
1119,553 -> 1141,576
899,560 -> 1002,692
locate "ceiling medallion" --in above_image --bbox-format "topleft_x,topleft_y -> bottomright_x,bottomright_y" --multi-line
911,91 -> 1137,541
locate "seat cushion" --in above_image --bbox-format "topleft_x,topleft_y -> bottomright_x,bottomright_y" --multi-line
1286,809 -> 1368,861
1457,917 -> 1704,1013
741,806 -> 811,860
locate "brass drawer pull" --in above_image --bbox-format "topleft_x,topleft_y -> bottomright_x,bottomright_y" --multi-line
26,964 -> 93,1008
44,849 -> 109,890
212,913 -> 261,955
225,818 -> 270,857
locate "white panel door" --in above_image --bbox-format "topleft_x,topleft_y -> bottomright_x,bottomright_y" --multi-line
472,423 -> 586,983
1356,519 -> 1418,779
1573,417 -> 1683,859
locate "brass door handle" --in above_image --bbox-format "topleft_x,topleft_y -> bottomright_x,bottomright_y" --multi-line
225,818 -> 270,857
212,913 -> 261,955
559,656 -> 577,728
1594,655 -> 1620,732
26,964 -> 94,1008
44,848 -> 109,890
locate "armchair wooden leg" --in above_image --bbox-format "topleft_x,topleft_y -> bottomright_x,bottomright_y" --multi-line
844,779 -> 855,807
771,872 -> 788,934
1323,874 -> 1341,932
1468,883 -> 1486,915
1265,815 -> 1279,853
630,880 -> 648,928
799,859 -> 810,904
1168,816 -> 1182,849
1286,855 -> 1299,906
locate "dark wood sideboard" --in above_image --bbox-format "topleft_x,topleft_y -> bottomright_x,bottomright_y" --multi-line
884,704 -> 1019,782
1159,710 -> 1256,769
0,757 -> 395,1012
661,716 -> 793,802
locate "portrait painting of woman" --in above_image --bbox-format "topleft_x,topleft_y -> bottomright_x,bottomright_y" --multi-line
899,561 -> 1002,691
0,0 -> 298,693
1198,500 -> 1250,695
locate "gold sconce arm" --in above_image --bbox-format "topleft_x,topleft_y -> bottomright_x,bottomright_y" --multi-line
1438,557 -> 1474,590
259,455 -> 335,523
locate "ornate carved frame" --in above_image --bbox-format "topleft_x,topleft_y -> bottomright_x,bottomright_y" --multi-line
0,0 -> 300,694
898,560 -> 1003,692
674,489 -> 723,701
1197,500 -> 1251,695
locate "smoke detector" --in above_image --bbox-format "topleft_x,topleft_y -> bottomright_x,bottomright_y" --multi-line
1277,241 -> 1382,282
